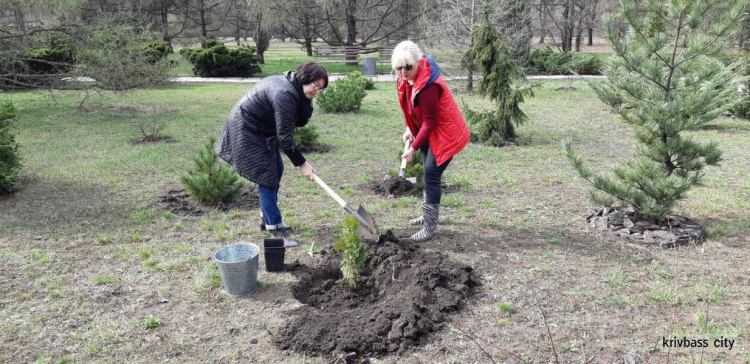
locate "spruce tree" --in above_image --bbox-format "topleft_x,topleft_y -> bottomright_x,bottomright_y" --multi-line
565,0 -> 749,220
0,101 -> 22,194
181,137 -> 243,205
460,22 -> 536,146
334,215 -> 367,287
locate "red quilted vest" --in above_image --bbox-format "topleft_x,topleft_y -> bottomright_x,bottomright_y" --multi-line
397,56 -> 470,166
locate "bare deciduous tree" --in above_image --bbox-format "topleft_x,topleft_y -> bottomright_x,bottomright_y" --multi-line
275,0 -> 324,56
173,0 -> 235,43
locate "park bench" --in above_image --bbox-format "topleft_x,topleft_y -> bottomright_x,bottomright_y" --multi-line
312,45 -> 362,66
377,47 -> 394,68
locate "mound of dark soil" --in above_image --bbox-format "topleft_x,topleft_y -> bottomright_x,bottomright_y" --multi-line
160,188 -> 259,216
365,177 -> 463,198
366,177 -> 421,198
276,231 -> 479,360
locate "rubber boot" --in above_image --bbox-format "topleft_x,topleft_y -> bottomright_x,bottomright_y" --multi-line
408,191 -> 427,226
410,203 -> 439,242
270,227 -> 298,248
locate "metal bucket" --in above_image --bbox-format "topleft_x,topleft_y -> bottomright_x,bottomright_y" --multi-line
214,243 -> 260,296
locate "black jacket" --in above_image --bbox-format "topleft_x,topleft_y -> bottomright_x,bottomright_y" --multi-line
215,71 -> 311,188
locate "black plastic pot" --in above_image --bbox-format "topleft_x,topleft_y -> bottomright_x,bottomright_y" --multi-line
264,238 -> 286,272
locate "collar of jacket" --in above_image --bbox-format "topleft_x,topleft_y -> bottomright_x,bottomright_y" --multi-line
397,55 -> 442,105
284,70 -> 313,127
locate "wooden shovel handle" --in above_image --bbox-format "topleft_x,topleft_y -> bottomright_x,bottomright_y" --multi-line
313,174 -> 347,208
399,140 -> 411,174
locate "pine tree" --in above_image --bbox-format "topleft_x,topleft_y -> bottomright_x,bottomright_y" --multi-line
316,72 -> 367,112
181,137 -> 243,205
460,22 -> 536,146
565,0 -> 749,220
0,101 -> 22,194
334,215 -> 367,287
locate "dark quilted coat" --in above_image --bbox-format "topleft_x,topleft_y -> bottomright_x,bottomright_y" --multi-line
215,71 -> 310,188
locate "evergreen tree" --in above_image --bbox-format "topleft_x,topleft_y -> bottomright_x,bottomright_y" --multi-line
181,137 -> 243,205
0,102 -> 22,194
334,215 -> 367,287
565,0 -> 749,220
316,72 -> 368,112
460,22 -> 536,146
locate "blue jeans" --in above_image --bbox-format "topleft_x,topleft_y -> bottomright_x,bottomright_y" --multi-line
259,152 -> 284,228
420,142 -> 451,204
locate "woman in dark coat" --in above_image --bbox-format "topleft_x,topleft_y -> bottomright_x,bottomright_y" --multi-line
215,62 -> 328,247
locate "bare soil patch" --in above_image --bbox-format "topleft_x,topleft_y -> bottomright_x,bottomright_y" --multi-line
78,105 -> 177,117
159,188 -> 259,216
276,230 -> 479,360
128,136 -> 176,145
299,144 -> 333,153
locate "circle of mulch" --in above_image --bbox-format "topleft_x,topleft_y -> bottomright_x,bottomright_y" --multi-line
554,86 -> 577,91
587,206 -> 704,248
159,188 -> 259,216
299,144 -> 333,153
128,136 -> 176,145
275,231 -> 479,360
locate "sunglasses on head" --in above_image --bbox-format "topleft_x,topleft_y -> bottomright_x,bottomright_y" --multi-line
396,64 -> 413,72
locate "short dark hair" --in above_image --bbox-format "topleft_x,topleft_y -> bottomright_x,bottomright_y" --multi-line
295,62 -> 328,88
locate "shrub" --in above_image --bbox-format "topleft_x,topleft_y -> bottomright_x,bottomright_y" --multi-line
347,71 -> 375,90
334,215 -> 367,287
180,137 -> 243,205
72,24 -> 174,91
721,54 -> 750,119
316,73 -> 367,112
0,102 -> 22,194
22,36 -> 74,74
293,125 -> 321,152
141,40 -> 171,64
180,40 -> 261,77
528,47 -> 602,75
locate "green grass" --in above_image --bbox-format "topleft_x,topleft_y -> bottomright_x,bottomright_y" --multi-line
168,41 -> 392,77
2,78 -> 750,362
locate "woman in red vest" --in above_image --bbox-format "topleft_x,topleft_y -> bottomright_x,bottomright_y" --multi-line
392,41 -> 471,242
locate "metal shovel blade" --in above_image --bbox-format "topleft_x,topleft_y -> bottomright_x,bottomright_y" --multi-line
355,205 -> 379,241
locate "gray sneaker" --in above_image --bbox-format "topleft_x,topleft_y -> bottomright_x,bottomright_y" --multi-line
270,228 -> 298,248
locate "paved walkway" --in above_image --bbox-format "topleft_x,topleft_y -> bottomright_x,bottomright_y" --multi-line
167,74 -> 607,84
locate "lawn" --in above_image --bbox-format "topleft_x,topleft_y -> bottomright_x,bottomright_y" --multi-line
1,79 -> 749,362
167,39 -> 612,78
168,41 -> 393,77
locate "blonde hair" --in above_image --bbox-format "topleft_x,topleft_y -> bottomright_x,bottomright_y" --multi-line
390,41 -> 423,71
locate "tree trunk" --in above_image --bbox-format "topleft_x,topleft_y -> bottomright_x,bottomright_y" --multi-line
305,38 -> 313,56
539,2 -> 546,44
467,64 -> 474,92
256,28 -> 270,64
588,28 -> 593,46
13,4 -> 26,46
346,0 -> 357,64
562,0 -> 572,51
575,30 -> 581,52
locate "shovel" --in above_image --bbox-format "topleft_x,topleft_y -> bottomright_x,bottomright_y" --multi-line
313,174 -> 379,240
399,140 -> 418,184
